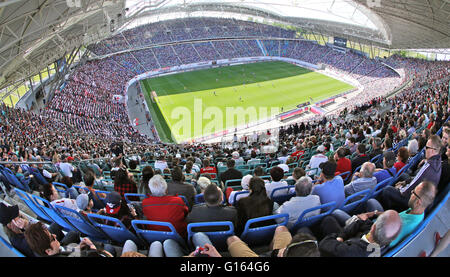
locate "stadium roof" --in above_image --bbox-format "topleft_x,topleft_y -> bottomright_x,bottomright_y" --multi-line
0,0 -> 449,92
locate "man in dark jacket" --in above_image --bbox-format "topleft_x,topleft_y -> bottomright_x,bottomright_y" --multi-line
186,184 -> 237,231
319,210 -> 402,257
351,144 -> 370,173
167,166 -> 196,210
376,135 -> 442,212
219,159 -> 243,188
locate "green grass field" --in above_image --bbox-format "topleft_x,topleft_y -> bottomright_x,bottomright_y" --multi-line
141,61 -> 354,143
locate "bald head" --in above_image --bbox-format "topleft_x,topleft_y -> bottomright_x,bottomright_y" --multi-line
371,210 -> 402,247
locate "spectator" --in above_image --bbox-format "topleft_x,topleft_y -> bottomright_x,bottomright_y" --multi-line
113,168 -> 138,201
287,167 -> 306,182
275,176 -> 321,229
58,156 -> 76,179
138,166 -> 154,195
394,147 -> 409,173
195,176 -> 211,194
334,147 -> 352,177
306,145 -> 328,175
369,137 -> 383,160
227,226 -> 320,257
98,191 -> 138,234
24,221 -> 113,257
345,162 -> 377,197
0,203 -> 63,257
373,151 -> 397,183
265,166 -> 288,198
228,174 -> 252,206
167,166 -> 196,210
351,144 -> 370,173
235,177 -> 277,234
219,159 -> 243,187
318,210 -> 402,257
377,135 -> 442,212
84,172 -> 106,210
186,184 -> 237,231
142,175 -> 188,237
311,161 -> 345,210
199,159 -> 217,179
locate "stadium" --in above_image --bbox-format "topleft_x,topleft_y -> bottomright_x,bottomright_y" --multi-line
0,0 -> 449,263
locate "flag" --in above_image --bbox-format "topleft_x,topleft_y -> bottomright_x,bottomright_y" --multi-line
133,118 -> 139,126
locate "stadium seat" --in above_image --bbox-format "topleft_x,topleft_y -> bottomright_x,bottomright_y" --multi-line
224,179 -> 242,191
370,177 -> 394,199
337,171 -> 352,183
240,213 -> 289,246
187,221 -> 234,250
30,194 -> 78,232
87,213 -> 145,247
131,220 -> 185,246
0,236 -> 25,257
231,191 -> 250,206
269,185 -> 296,205
124,193 -> 146,204
53,205 -> 110,242
289,201 -> 337,233
14,188 -> 52,223
339,188 -> 372,214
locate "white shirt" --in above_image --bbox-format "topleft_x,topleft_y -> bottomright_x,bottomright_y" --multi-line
265,180 -> 288,198
307,154 -> 328,175
59,162 -> 74,178
154,160 -> 168,171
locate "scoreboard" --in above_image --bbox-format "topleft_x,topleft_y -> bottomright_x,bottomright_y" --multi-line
334,37 -> 347,48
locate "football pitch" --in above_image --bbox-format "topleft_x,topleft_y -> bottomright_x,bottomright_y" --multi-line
141,61 -> 354,143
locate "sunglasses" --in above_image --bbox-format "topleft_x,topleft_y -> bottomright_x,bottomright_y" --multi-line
425,145 -> 438,150
412,189 -> 421,200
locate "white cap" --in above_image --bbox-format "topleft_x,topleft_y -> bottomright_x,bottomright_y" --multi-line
232,151 -> 240,158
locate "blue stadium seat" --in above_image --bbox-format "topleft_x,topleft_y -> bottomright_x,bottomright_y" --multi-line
0,236 -> 25,257
240,213 -> 289,246
290,201 -> 337,233
131,220 -> 185,246
1,168 -> 31,192
187,221 -> 234,250
30,194 -> 78,232
87,213 -> 145,247
340,188 -> 372,214
53,205 -> 109,243
232,191 -> 250,206
14,188 -> 52,223
337,171 -> 352,183
178,195 -> 189,207
370,177 -> 394,199
270,185 -> 295,205
124,193 -> 146,204
53,182 -> 68,195
224,179 -> 242,190
194,194 -> 205,205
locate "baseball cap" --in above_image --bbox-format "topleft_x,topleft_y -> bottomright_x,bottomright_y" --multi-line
278,164 -> 289,173
0,203 -> 19,225
104,192 -> 122,215
319,161 -> 337,176
76,193 -> 89,211
67,156 -> 74,162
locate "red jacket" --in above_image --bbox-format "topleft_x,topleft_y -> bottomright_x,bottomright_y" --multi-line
142,195 -> 188,237
200,166 -> 217,178
335,157 -> 352,176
